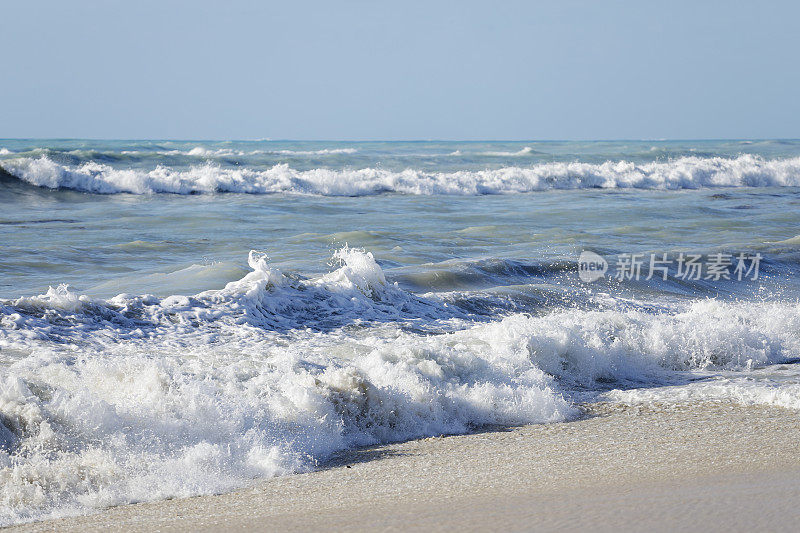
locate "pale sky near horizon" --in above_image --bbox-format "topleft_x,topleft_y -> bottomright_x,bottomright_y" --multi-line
1,0 -> 799,140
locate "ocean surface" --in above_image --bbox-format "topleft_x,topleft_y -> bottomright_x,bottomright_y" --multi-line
2,139 -> 800,524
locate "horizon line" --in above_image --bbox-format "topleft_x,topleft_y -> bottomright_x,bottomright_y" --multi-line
2,137 -> 799,143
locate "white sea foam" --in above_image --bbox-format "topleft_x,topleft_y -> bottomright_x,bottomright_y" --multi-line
184,147 -> 358,157
449,147 -> 537,156
114,147 -> 358,158
3,154 -> 800,195
478,146 -> 537,156
0,248 -> 570,524
601,377 -> 800,411
272,148 -> 358,155
2,248 -> 800,524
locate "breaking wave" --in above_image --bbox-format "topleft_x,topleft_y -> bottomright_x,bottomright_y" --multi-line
478,146 -> 539,156
2,154 -> 800,195
183,147 -> 358,157
2,247 -> 800,524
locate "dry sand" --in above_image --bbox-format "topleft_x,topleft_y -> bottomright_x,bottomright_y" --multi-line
6,401 -> 800,532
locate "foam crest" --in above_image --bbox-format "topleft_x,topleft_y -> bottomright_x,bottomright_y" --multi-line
184,147 -> 357,157
0,248 -> 461,349
3,154 -> 800,195
321,246 -> 387,297
478,146 -> 538,156
481,300 -> 800,386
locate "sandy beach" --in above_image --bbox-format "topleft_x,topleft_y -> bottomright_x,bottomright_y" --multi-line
6,401 -> 799,532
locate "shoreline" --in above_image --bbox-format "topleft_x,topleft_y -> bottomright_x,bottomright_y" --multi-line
6,401 -> 800,532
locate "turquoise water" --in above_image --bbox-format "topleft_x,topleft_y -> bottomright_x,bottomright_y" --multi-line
2,139 -> 800,298
2,140 -> 800,524
2,186 -> 800,300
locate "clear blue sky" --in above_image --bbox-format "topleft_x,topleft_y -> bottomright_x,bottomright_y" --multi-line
2,1 -> 798,140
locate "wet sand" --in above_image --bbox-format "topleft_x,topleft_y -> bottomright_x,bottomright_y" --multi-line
7,402 -> 800,532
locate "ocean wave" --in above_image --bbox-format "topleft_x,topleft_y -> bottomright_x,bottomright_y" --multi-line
601,377 -> 800,411
2,247 -> 800,523
0,248 -> 466,346
184,147 -> 358,157
2,154 -> 800,195
0,147 -> 359,163
0,248 -> 568,524
271,148 -> 358,155
478,146 -> 539,156
448,147 -> 539,157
